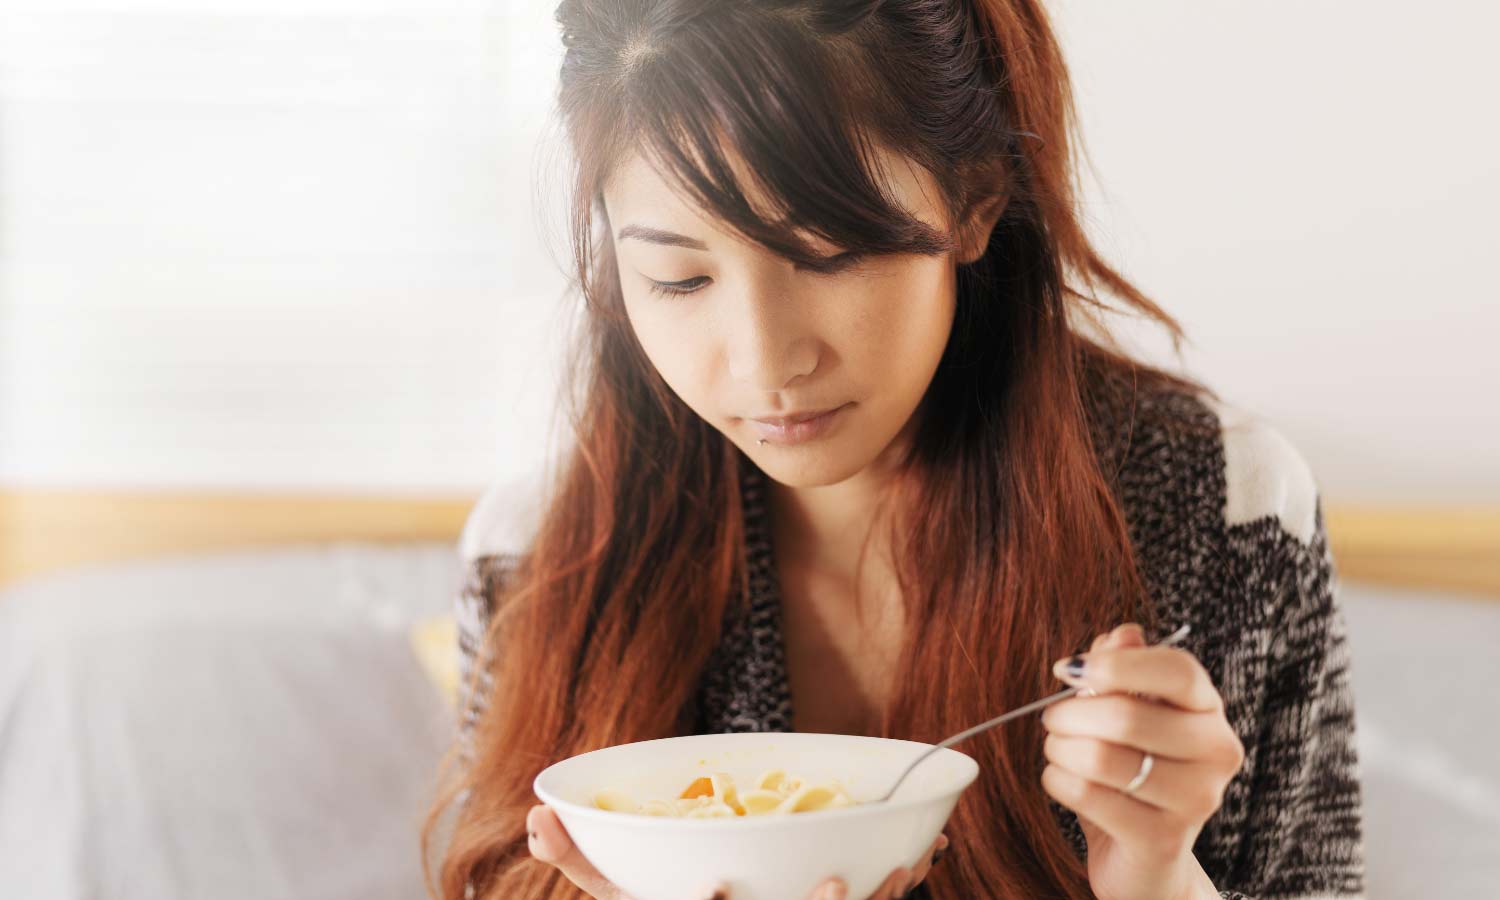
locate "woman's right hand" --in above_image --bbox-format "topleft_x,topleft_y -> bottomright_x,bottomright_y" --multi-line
527,803 -> 945,900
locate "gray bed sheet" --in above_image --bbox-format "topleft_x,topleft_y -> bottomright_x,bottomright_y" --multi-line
0,546 -> 1495,899
0,543 -> 460,900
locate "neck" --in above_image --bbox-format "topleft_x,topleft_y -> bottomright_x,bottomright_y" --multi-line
765,412 -> 917,585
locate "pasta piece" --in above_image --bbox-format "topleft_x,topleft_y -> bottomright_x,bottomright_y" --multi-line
592,789 -> 639,813
592,770 -> 859,818
737,789 -> 784,815
756,770 -> 789,792
710,772 -> 747,816
685,801 -> 737,818
776,783 -> 853,814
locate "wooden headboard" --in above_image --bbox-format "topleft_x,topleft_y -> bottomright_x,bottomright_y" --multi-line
1,490 -> 1496,599
1322,505 -> 1500,600
0,489 -> 475,590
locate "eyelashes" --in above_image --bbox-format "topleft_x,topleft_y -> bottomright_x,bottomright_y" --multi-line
648,276 -> 709,298
646,251 -> 869,299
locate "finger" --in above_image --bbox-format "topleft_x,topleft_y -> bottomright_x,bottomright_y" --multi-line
1042,733 -> 1231,820
1042,763 -> 1191,859
1051,644 -> 1221,713
866,866 -> 913,900
902,832 -> 948,895
1076,628 -> 1130,697
930,831 -> 950,863
527,804 -> 623,899
1040,693 -> 1228,760
804,877 -> 848,900
1084,622 -> 1141,666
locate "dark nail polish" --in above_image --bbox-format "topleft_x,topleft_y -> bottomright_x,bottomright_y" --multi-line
709,892 -> 727,900
930,844 -> 948,866
1063,655 -> 1085,680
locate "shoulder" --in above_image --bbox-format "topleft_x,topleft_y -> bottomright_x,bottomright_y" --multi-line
458,470 -> 547,565
1082,365 -> 1321,549
453,470 -> 547,646
1196,393 -> 1321,546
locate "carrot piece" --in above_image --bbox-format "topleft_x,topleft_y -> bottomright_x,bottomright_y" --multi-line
680,777 -> 714,800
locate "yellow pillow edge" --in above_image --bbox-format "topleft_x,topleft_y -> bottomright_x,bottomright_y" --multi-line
409,613 -> 459,709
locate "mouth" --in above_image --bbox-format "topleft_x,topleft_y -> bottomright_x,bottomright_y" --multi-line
749,406 -> 845,427
746,403 -> 852,446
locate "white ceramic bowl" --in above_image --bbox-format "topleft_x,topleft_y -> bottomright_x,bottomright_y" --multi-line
533,731 -> 979,900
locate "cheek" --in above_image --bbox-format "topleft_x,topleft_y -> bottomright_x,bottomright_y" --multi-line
625,304 -> 717,410
839,269 -> 955,388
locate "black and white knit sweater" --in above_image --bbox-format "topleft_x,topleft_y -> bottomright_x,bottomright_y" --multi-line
451,374 -> 1367,900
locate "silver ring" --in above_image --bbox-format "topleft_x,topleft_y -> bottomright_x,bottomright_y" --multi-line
1122,751 -> 1154,794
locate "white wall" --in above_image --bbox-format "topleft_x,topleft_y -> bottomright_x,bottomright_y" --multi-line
1053,1 -> 1500,503
1,1 -> 1494,501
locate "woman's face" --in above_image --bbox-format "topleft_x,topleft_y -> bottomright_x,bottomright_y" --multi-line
602,145 -> 970,488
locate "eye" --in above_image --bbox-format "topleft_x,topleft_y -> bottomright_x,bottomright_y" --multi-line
647,276 -> 709,298
644,251 -> 869,299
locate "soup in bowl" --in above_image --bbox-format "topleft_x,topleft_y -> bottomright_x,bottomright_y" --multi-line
532,731 -> 979,900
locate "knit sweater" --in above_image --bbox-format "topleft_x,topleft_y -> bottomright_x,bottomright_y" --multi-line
451,373 -> 1367,900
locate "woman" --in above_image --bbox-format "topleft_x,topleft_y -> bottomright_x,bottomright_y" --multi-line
423,1 -> 1366,898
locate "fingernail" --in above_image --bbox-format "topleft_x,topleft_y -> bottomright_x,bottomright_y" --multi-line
930,844 -> 949,866
708,891 -> 727,900
819,880 -> 847,900
1053,654 -> 1086,681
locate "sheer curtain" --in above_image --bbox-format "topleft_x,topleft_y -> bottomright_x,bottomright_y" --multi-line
0,0 -> 570,494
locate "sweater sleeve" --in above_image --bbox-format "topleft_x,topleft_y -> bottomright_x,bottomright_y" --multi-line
451,475 -> 545,766
453,553 -> 511,769
1208,499 -> 1367,899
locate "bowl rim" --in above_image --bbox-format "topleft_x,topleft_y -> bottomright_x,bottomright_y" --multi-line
532,731 -> 980,830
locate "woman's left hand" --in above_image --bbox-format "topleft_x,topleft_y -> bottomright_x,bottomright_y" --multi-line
1039,623 -> 1245,900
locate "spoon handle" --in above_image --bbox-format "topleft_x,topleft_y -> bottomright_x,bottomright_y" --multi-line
875,623 -> 1193,803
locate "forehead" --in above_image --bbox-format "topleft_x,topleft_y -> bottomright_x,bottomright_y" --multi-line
602,139 -> 948,248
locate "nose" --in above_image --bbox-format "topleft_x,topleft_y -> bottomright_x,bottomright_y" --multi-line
723,286 -> 819,392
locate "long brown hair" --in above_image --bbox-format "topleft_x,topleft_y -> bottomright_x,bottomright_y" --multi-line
423,1 -> 1212,897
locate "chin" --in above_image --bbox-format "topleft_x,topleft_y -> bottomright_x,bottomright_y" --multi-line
745,440 -> 875,488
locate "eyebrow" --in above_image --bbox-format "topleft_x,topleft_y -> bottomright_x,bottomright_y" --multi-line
615,224 -> 710,251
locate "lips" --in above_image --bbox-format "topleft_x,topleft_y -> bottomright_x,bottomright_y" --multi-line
746,403 -> 851,446
749,407 -> 842,426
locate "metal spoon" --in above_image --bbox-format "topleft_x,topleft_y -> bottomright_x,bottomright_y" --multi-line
873,623 -> 1193,803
